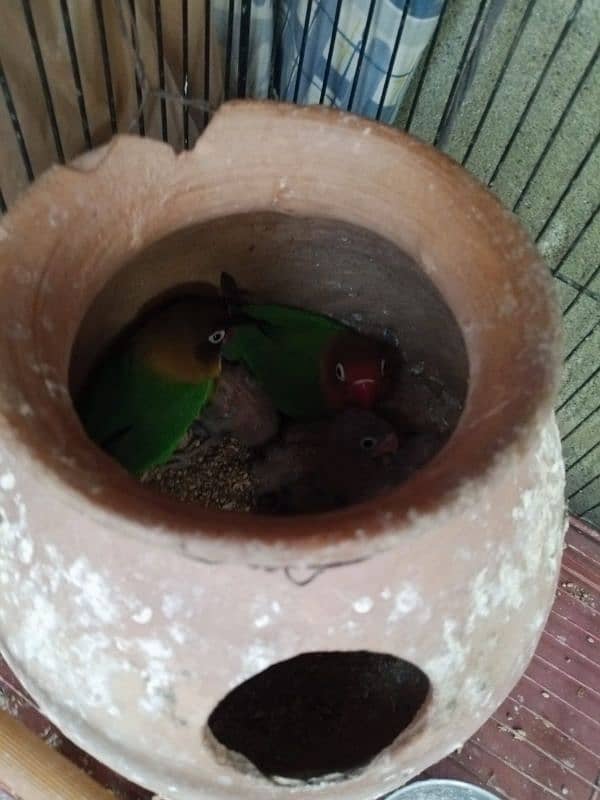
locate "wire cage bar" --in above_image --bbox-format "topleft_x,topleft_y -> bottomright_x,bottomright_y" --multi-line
0,0 -> 598,526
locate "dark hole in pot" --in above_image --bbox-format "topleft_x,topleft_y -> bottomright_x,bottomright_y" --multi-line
70,212 -> 468,515
207,650 -> 430,781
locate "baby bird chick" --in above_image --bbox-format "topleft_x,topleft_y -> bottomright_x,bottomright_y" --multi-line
253,409 -> 399,513
198,362 -> 280,447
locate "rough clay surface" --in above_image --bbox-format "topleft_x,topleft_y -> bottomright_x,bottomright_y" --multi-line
0,413 -> 565,800
0,105 -> 565,799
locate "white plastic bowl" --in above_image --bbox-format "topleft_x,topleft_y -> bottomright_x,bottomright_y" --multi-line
386,779 -> 501,799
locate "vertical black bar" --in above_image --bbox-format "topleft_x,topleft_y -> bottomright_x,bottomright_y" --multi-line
432,0 -> 489,148
319,0 -> 343,104
237,0 -> 252,97
182,0 -> 189,147
375,0 -> 411,120
488,0 -> 584,186
95,0 -> 118,134
21,0 -> 64,162
405,0 -> 449,131
293,0 -> 314,103
204,0 -> 211,127
224,0 -> 235,100
347,0 -> 377,112
461,0 -> 536,165
59,0 -> 92,149
535,130 -> 599,243
269,0 -> 282,98
0,187 -> 6,215
513,44 -> 599,212
154,0 -> 168,141
128,0 -> 145,135
0,59 -> 34,180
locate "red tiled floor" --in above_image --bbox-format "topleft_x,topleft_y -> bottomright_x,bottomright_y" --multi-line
0,517 -> 598,800
420,517 -> 600,799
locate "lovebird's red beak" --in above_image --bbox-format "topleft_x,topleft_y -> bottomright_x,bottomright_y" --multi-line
349,379 -> 378,409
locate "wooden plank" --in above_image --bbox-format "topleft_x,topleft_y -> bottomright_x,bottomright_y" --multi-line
454,740 -> 564,799
566,524 -> 600,564
545,611 -> 599,666
533,636 -> 600,699
552,588 -> 598,631
491,697 -> 600,784
420,756 -> 486,786
558,576 -> 599,613
0,709 -> 115,800
568,516 -> 600,549
561,551 -> 600,594
0,679 -> 151,800
507,673 -> 600,753
473,717 -> 594,798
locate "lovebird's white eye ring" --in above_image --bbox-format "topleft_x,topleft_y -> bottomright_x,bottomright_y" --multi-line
380,358 -> 386,376
335,362 -> 346,382
360,436 -> 376,450
208,329 -> 226,345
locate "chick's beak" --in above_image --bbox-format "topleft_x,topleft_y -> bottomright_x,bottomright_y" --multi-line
349,378 -> 378,409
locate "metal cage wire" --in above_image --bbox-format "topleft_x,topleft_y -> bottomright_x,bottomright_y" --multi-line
0,0 -> 599,526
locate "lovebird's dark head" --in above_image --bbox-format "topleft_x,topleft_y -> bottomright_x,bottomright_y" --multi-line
193,321 -> 230,376
134,294 -> 236,383
328,409 -> 399,458
194,306 -> 260,373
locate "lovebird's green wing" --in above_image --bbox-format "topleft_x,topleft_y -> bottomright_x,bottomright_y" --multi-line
76,346 -> 214,476
222,303 -> 346,420
240,303 -> 345,333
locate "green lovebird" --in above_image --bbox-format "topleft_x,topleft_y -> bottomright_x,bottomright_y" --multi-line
221,274 -> 393,420
75,289 -> 237,476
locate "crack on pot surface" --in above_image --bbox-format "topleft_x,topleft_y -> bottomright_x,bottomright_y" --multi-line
206,650 -> 430,782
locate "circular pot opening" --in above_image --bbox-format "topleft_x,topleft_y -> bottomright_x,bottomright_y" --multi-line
207,650 -> 430,782
1,109 -> 559,566
69,212 -> 468,516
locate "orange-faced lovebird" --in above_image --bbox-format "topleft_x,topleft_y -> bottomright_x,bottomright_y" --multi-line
320,330 -> 392,411
221,273 -> 393,420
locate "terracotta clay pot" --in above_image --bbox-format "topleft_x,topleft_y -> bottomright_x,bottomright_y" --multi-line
0,101 -> 564,799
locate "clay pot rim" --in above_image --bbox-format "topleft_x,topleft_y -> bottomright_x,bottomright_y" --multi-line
0,100 -> 562,568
